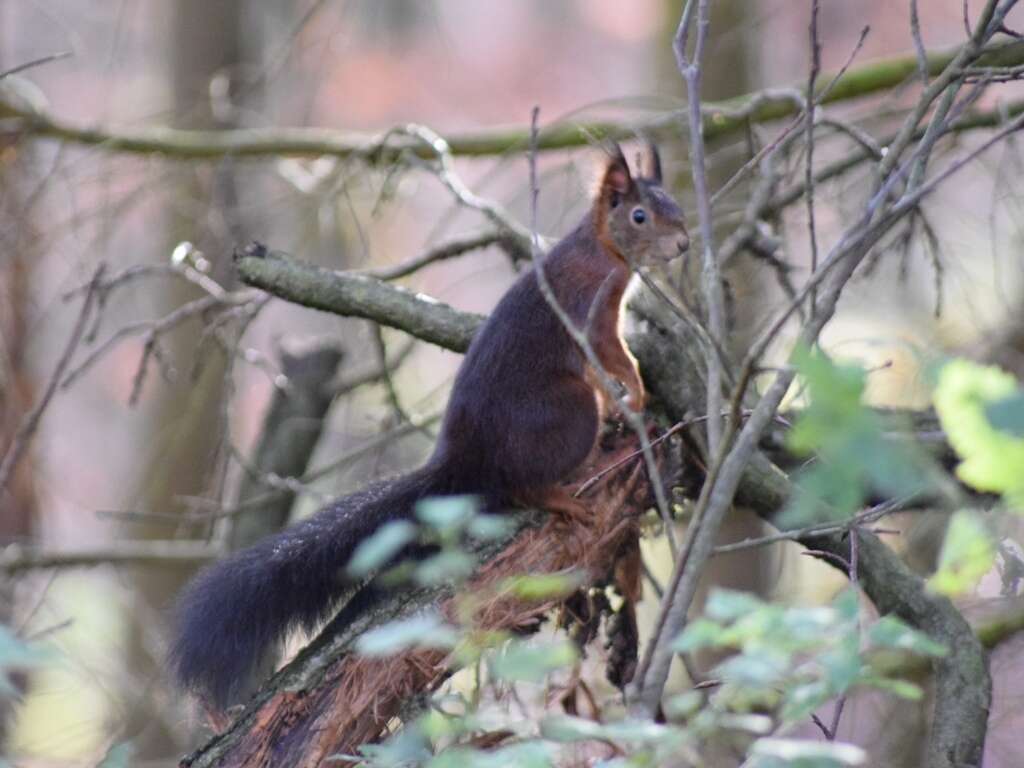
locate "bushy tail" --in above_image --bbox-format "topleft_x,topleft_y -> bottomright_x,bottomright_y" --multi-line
169,464 -> 444,707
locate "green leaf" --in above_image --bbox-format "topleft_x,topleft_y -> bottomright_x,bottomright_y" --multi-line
782,347 -> 932,526
416,496 -> 479,534
934,359 -> 1024,507
355,613 -> 458,657
501,571 -> 586,601
467,514 -> 516,541
346,520 -> 418,578
538,714 -> 603,743
357,723 -> 430,766
986,391 -> 1024,438
96,743 -> 133,768
705,589 -> 766,621
780,679 -> 833,723
672,618 -> 724,653
927,510 -> 996,597
714,650 -> 789,688
664,691 -> 704,719
867,616 -> 947,657
0,626 -> 46,698
749,737 -> 866,766
414,550 -> 477,586
831,587 -> 860,622
860,676 -> 923,700
489,638 -> 577,683
786,348 -> 868,456
818,632 -> 863,690
427,743 -> 553,768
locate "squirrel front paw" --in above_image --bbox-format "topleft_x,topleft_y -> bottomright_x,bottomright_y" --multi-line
620,386 -> 646,416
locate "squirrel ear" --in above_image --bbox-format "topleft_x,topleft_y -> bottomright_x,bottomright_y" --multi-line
599,142 -> 632,197
646,141 -> 663,184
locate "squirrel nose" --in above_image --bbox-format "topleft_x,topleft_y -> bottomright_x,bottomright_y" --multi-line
677,235 -> 690,254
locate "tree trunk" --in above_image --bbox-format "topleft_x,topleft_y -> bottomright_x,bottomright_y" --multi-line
120,1 -> 261,758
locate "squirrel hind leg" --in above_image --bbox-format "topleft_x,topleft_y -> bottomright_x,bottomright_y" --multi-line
500,378 -> 600,490
518,484 -> 591,563
534,485 -> 590,525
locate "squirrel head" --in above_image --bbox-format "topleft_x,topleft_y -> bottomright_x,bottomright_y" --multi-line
594,142 -> 689,267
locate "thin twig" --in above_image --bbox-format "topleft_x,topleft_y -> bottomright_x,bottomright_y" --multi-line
710,497 -> 908,556
0,264 -> 105,494
674,0 -> 729,457
805,0 -> 823,315
363,232 -> 509,281
911,0 -> 931,86
0,51 -> 72,80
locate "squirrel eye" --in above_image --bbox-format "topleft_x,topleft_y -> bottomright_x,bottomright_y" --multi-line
631,207 -> 647,225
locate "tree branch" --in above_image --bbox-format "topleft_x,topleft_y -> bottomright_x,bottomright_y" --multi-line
234,243 -> 483,353
2,41 -> 1022,160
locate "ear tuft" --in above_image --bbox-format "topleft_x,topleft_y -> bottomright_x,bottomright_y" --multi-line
645,141 -> 662,184
600,142 -> 632,195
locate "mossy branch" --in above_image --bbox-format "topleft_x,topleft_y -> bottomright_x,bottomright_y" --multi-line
3,41 -> 1022,161
234,243 -> 483,353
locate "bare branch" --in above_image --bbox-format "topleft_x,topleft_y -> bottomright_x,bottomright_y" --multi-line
3,42 -> 1022,159
0,51 -> 72,81
0,265 -> 104,495
235,243 -> 483,353
1,540 -> 218,573
805,0 -> 823,313
674,0 -> 728,457
362,232 -> 510,281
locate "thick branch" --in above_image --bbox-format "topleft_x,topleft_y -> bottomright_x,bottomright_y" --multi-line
228,343 -> 344,550
234,243 -> 482,353
2,41 -> 1022,160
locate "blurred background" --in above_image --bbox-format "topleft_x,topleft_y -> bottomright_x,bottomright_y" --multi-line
2,1 -> 1022,765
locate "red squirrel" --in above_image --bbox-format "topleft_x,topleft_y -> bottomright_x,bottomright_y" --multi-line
170,142 -> 688,707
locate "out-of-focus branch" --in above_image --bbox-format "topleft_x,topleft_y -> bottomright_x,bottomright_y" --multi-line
0,265 -> 104,495
3,41 -> 1022,160
0,540 -> 218,572
674,0 -> 728,456
227,343 -> 344,551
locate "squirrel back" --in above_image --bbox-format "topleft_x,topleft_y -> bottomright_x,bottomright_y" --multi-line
170,142 -> 688,708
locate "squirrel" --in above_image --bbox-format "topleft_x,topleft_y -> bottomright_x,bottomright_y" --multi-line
169,142 -> 689,708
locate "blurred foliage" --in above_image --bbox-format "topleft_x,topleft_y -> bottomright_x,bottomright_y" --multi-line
783,347 -> 931,526
927,510 -> 996,597
934,359 -> 1024,508
0,627 -> 45,768
349,497 -> 947,768
95,742 -> 133,768
0,627 -> 43,701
